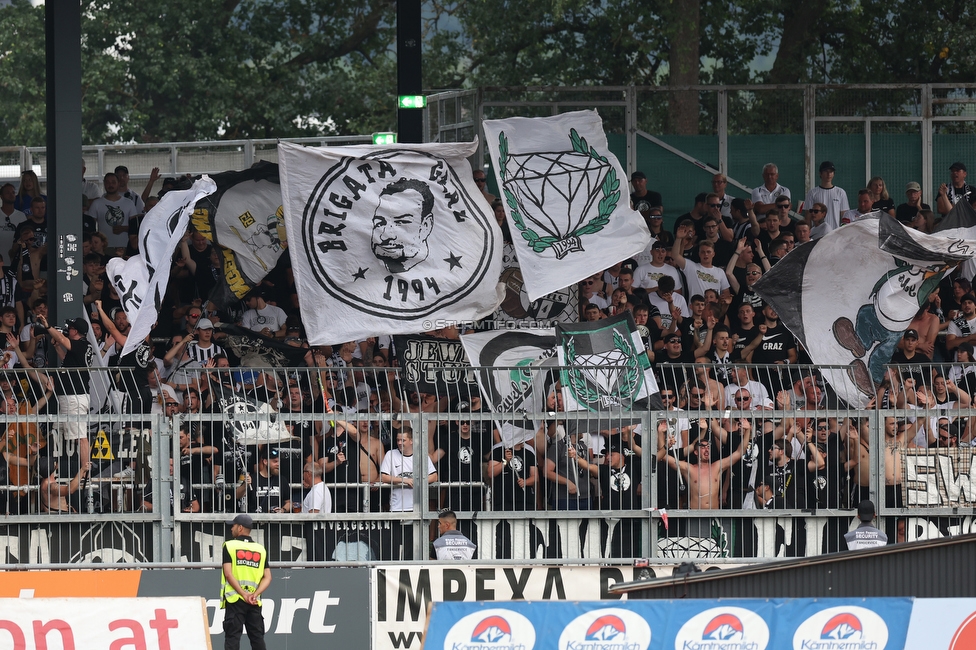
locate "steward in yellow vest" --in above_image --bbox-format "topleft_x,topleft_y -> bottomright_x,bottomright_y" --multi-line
221,514 -> 272,650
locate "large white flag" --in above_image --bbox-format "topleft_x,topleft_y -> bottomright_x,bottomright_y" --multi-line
278,140 -> 504,345
107,177 -> 217,357
483,109 -> 651,301
754,202 -> 976,407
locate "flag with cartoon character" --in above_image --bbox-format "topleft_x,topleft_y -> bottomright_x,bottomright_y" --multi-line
754,201 -> 976,407
483,109 -> 652,301
190,161 -> 284,308
278,140 -> 504,345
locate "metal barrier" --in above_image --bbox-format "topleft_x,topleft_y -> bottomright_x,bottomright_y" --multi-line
1,363 -> 975,567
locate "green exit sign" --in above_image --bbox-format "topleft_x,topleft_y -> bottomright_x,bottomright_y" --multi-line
398,95 -> 427,109
372,132 -> 397,145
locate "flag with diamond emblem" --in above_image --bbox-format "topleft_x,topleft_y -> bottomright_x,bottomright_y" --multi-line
555,312 -> 658,412
483,109 -> 652,301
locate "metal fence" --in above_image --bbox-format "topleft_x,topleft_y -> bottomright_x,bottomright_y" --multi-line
427,84 -> 976,220
1,362 -> 974,567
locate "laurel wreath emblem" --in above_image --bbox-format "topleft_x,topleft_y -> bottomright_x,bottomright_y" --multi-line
498,128 -> 618,254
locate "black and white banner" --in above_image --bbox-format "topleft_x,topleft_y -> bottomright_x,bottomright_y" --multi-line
107,177 -> 216,357
190,162 -> 285,308
460,329 -> 557,447
754,203 -> 976,407
217,323 -> 309,368
483,109 -> 651,301
556,312 -> 658,412
278,140 -> 504,345
392,334 -> 479,400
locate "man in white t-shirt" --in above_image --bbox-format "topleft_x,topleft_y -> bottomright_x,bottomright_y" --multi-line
750,163 -> 791,215
240,290 -> 288,338
647,276 -> 689,333
114,165 -> 146,213
89,173 -> 140,251
803,161 -> 849,234
670,228 -> 731,301
634,240 -> 684,294
381,429 -> 437,560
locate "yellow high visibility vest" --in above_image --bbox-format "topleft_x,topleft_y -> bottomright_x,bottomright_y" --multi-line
220,538 -> 267,607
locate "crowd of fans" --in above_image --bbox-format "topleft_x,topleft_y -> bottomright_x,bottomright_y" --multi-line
0,158 -> 973,560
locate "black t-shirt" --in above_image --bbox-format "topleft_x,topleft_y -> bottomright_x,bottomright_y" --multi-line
888,349 -> 932,386
895,202 -> 930,223
490,445 -> 536,511
598,457 -> 639,510
872,198 -> 895,214
751,322 -> 796,364
730,323 -> 758,359
436,425 -> 492,511
322,431 -> 364,513
56,337 -> 92,396
807,433 -> 843,509
631,190 -> 662,216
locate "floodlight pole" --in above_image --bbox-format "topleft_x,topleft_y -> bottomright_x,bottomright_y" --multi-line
397,0 -> 423,143
46,1 -> 84,328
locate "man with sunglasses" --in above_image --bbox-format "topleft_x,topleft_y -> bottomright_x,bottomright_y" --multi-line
472,170 -> 495,205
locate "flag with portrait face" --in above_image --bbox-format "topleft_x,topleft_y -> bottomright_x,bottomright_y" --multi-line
107,176 -> 217,358
483,109 -> 651,301
278,140 -> 504,345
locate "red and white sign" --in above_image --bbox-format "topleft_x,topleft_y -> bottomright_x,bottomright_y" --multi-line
792,606 -> 889,650
0,597 -> 211,650
557,608 -> 651,650
442,608 -> 536,650
674,606 -> 769,650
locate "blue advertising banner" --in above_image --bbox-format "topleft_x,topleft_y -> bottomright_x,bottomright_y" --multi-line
424,598 -> 914,650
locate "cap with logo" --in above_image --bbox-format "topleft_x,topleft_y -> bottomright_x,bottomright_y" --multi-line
819,161 -> 835,172
903,329 -> 919,340
906,181 -> 921,192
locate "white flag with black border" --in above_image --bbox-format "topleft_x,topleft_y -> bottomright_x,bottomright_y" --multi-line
278,140 -> 504,345
107,176 -> 217,357
483,109 -> 651,301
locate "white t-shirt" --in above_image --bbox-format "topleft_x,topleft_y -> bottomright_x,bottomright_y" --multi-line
634,262 -> 683,292
648,291 -> 690,329
120,189 -> 146,213
380,449 -> 436,512
241,304 -> 288,333
0,209 -> 25,262
679,259 -> 730,299
804,185 -> 850,233
90,195 -> 140,249
302,481 -> 333,514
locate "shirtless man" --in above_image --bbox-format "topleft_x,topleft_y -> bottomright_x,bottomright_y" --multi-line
848,416 -> 908,509
665,429 -> 752,510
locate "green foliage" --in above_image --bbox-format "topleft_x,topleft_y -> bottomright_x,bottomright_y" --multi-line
0,0 -> 973,146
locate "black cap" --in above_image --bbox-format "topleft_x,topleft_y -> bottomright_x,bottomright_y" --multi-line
664,333 -> 682,343
903,329 -> 919,340
819,161 -> 835,172
67,318 -> 89,335
950,162 -> 967,172
857,499 -> 875,522
263,447 -> 279,460
631,171 -> 647,181
229,513 -> 253,528
962,293 -> 976,305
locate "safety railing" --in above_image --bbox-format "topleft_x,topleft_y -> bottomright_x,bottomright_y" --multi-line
1,363 -> 975,566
